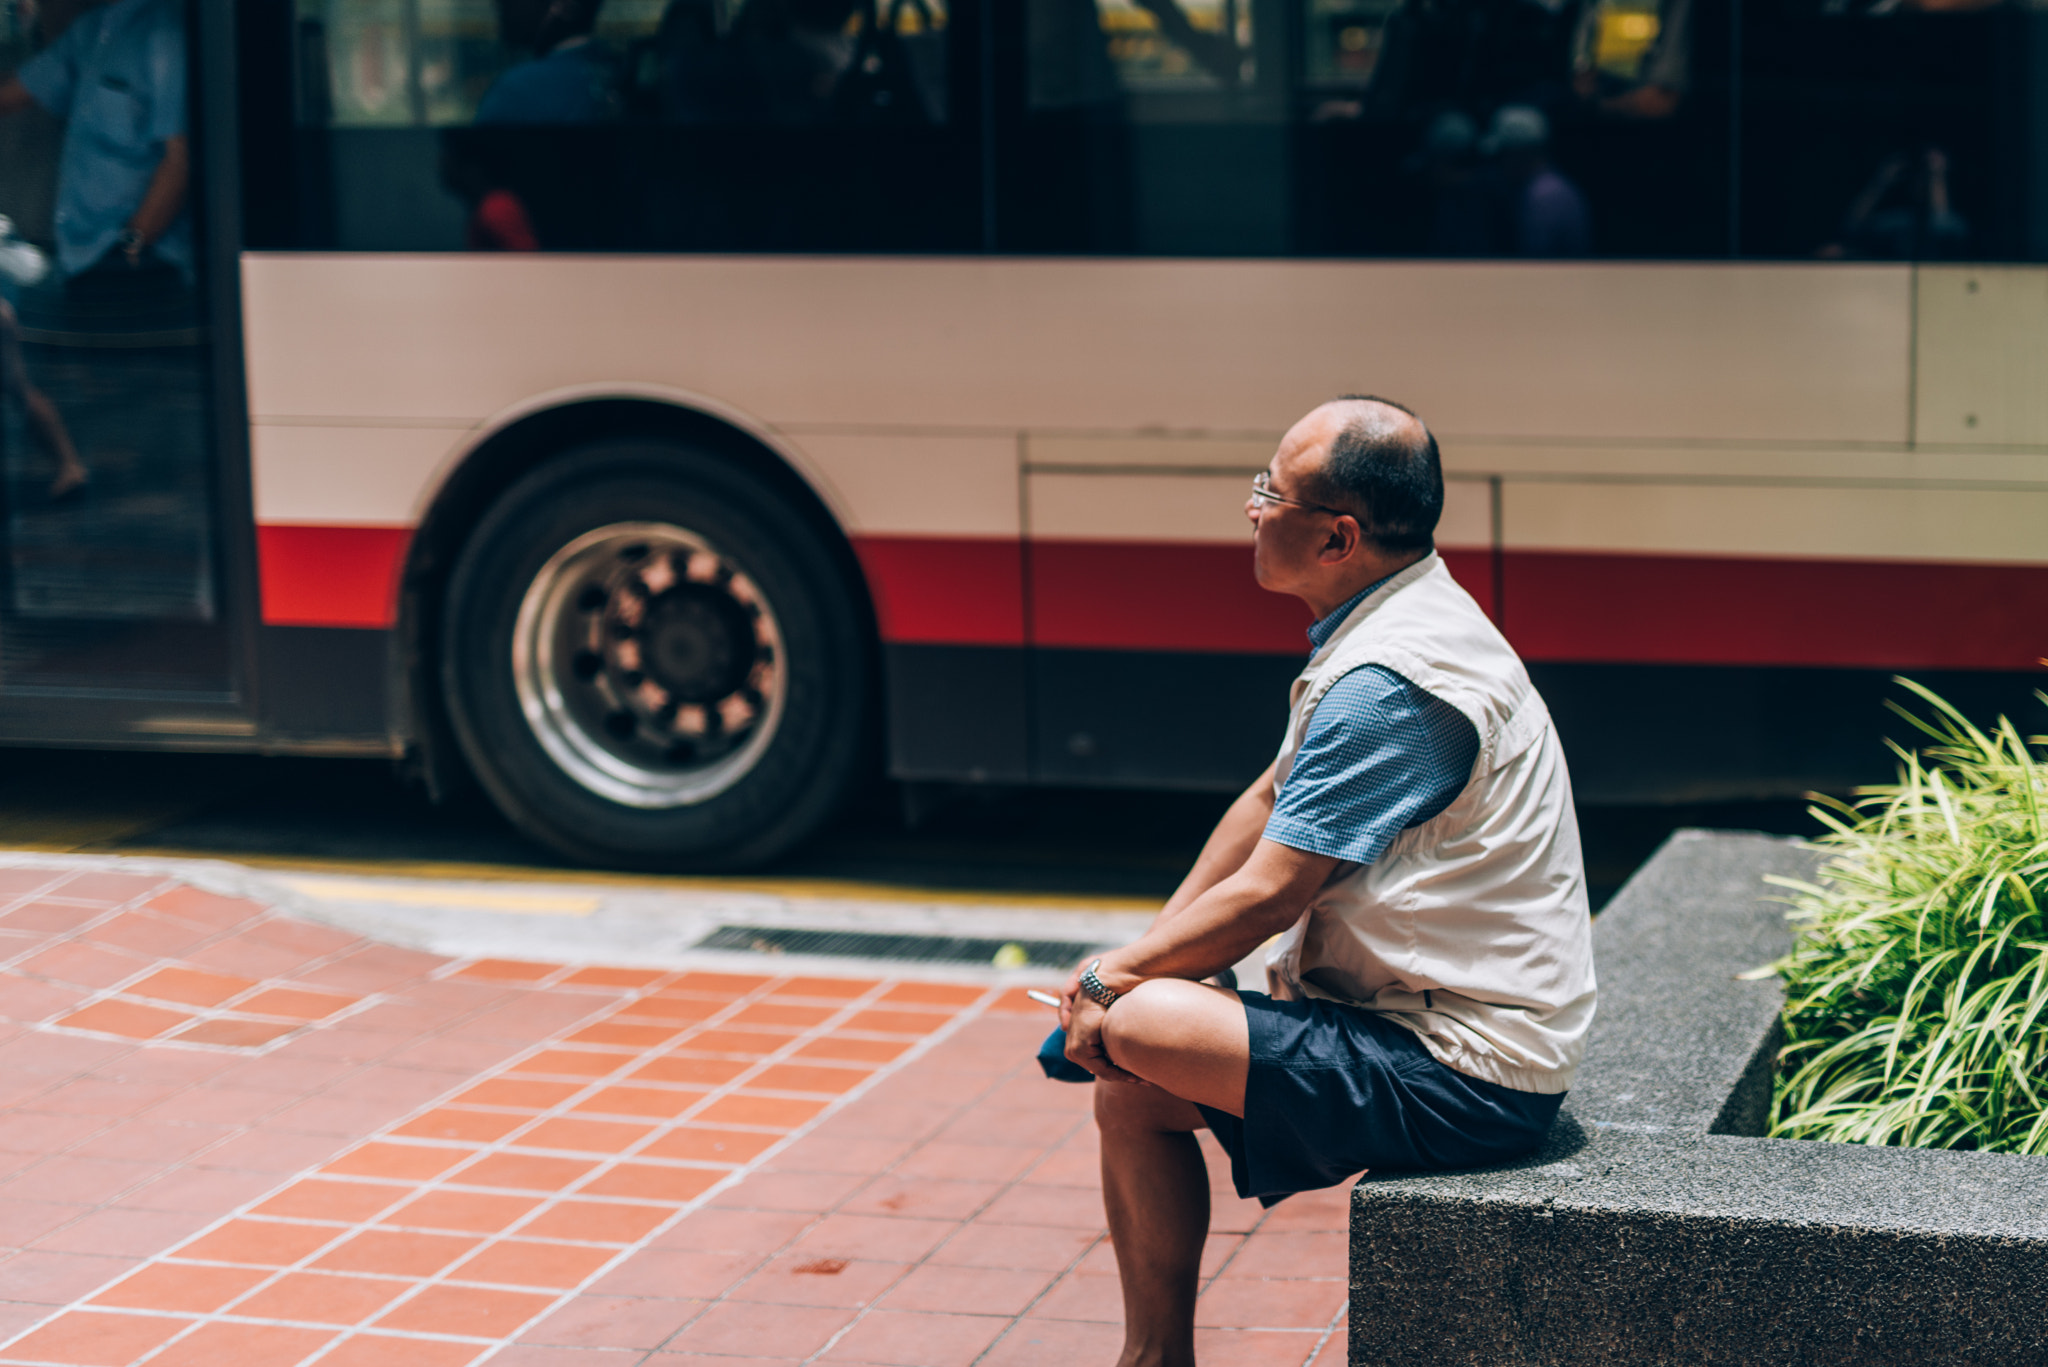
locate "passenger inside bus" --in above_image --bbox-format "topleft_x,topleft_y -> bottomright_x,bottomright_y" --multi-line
1408,112 -> 1493,256
1572,0 -> 1691,119
0,0 -> 220,638
270,0 -> 2048,262
441,130 -> 542,251
1817,143 -> 1971,260
0,235 -> 88,500
652,0 -> 943,125
1362,0 -> 1579,118
1481,104 -> 1590,255
0,0 -> 190,501
0,0 -> 190,290
476,0 -> 625,125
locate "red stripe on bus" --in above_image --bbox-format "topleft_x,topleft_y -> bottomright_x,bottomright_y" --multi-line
1503,551 -> 2048,672
1030,539 -> 1302,652
1027,540 -> 1496,653
852,535 -> 1026,646
251,525 -> 2048,670
257,524 -> 412,629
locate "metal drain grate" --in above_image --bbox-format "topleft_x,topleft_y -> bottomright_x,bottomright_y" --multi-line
692,925 -> 1101,969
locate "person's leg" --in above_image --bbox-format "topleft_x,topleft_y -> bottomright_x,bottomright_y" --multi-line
1095,1080 -> 1209,1367
1093,980 -> 1253,1367
0,299 -> 85,498
24,384 -> 88,498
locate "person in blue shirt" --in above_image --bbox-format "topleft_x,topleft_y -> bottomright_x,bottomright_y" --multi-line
0,0 -> 191,282
476,0 -> 623,125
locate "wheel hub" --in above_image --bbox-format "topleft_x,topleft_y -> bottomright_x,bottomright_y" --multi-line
513,522 -> 787,809
639,585 -> 755,703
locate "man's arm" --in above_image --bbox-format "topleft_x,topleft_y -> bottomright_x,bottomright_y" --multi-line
1068,666 -> 1480,1082
124,133 -> 189,260
1063,838 -> 1337,1081
1151,759 -> 1278,928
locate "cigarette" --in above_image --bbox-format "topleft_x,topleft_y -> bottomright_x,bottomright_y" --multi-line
1025,989 -> 1061,1008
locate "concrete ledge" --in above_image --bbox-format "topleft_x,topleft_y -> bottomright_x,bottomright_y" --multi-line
1349,830 -> 2048,1366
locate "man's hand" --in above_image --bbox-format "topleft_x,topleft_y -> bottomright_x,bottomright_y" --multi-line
1057,838 -> 1337,1085
125,134 -> 190,255
1061,987 -> 1146,1085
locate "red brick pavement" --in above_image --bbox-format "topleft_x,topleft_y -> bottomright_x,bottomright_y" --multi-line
0,863 -> 1352,1366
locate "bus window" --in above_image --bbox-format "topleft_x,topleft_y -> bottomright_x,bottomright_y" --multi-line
1738,0 -> 2039,262
0,0 -> 228,692
271,0 -> 980,252
1013,0 -> 1282,254
1008,0 -> 1734,257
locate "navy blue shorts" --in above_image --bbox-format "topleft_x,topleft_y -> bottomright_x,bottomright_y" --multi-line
1195,991 -> 1563,1204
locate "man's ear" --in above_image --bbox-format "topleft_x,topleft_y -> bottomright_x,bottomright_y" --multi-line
1322,516 -> 1361,563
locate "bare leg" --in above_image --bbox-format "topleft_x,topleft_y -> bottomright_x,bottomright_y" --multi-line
1094,979 -> 1254,1367
1097,1082 -> 1209,1367
24,385 -> 87,498
0,300 -> 85,498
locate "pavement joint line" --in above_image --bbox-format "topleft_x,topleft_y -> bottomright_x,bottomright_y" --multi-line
0,953 -> 1001,1365
0,874 -> 457,1217
423,982 -> 1006,1366
793,1048 -> 1105,1367
0,865 -> 413,1059
19,964 -> 664,1366
0,941 -> 665,1359
1299,1302 -> 1351,1367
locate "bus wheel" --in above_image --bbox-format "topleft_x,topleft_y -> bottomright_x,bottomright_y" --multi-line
441,441 -> 868,869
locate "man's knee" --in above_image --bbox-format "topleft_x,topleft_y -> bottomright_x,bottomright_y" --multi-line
1102,978 -> 1213,1056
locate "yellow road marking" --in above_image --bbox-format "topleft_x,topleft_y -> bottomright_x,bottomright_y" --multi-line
110,846 -> 1160,913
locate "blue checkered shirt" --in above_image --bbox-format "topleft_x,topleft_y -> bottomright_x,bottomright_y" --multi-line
1263,579 -> 1481,866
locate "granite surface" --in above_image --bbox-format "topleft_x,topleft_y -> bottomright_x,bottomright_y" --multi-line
1350,830 -> 2048,1367
1565,829 -> 1820,1137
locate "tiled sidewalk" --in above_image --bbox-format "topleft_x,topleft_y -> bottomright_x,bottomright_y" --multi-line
0,862 -> 1351,1367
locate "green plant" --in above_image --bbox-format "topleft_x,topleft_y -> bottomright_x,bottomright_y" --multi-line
1763,678 -> 2048,1153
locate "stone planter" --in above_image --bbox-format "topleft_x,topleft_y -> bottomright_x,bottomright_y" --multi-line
1348,831 -> 2048,1366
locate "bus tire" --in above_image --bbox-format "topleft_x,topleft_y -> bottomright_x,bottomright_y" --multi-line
440,440 -> 868,870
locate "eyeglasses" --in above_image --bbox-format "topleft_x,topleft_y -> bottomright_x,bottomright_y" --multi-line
1250,472 -> 1344,516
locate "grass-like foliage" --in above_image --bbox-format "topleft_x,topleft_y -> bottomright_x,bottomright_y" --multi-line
1764,678 -> 2048,1153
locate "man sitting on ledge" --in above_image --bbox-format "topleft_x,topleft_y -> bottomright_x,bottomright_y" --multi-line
1059,396 -> 1597,1367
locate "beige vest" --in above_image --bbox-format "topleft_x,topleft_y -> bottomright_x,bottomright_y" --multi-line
1265,553 -> 1597,1094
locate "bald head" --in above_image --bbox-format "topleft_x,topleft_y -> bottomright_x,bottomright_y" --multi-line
1297,396 -> 1443,554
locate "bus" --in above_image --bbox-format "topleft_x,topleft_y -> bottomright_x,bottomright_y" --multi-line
0,0 -> 2040,867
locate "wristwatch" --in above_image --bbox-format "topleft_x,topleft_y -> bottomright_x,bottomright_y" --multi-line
1078,959 -> 1120,1011
117,228 -> 145,263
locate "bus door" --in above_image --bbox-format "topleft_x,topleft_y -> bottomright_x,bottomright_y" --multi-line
0,0 -> 245,732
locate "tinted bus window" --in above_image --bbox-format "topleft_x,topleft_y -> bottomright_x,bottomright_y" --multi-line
1002,0 -> 1733,256
259,0 -> 981,252
0,0 -> 230,692
1739,1 -> 2040,262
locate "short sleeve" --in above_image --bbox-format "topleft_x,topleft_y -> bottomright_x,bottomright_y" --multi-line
16,21 -> 85,119
1263,665 -> 1480,866
145,7 -> 189,143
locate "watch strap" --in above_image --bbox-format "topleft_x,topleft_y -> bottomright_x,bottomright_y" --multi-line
1078,959 -> 1120,1010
